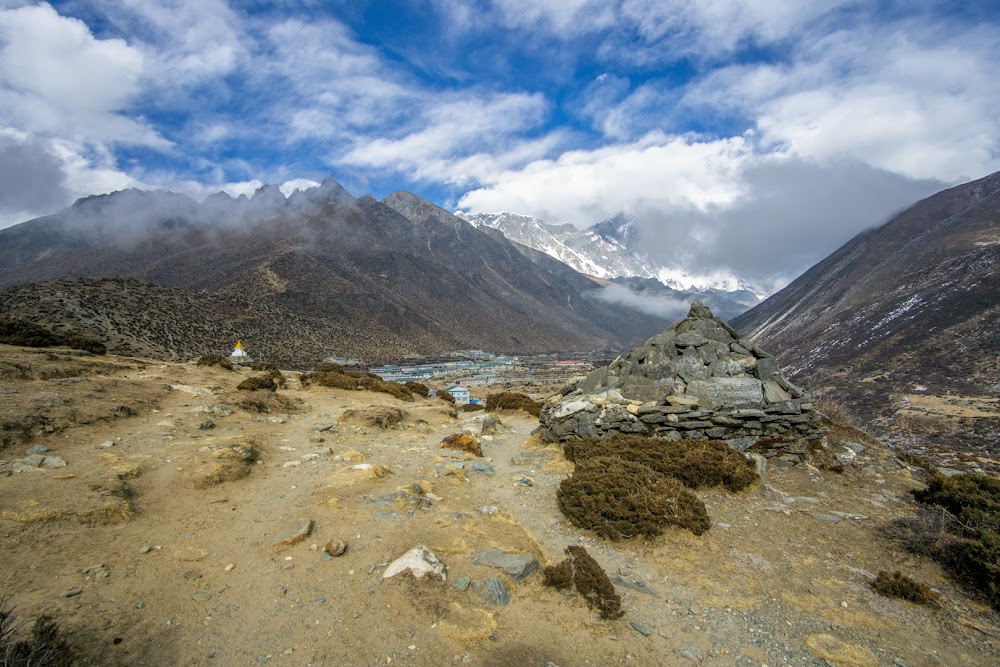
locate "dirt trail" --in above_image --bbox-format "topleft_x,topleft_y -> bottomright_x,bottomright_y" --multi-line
1,349 -> 998,666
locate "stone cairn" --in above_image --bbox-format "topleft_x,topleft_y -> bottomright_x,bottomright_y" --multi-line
539,302 -> 824,454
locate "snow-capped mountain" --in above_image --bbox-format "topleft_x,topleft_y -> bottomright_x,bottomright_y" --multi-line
455,211 -> 660,280
455,210 -> 768,302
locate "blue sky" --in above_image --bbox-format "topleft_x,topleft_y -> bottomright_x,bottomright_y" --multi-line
1,1 -> 998,288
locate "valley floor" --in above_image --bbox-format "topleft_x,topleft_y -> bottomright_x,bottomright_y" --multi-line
1,346 -> 998,666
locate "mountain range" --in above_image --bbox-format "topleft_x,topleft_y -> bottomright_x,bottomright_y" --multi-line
0,180 -> 670,365
734,170 -> 1000,457
456,210 -> 768,303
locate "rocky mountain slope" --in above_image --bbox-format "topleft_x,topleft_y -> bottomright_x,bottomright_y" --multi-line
0,181 -> 670,363
733,171 -> 1000,460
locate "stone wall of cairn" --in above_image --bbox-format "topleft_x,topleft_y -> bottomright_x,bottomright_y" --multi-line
539,302 -> 824,452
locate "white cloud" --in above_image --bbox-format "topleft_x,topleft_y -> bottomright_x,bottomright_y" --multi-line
459,132 -> 751,224
279,178 -> 321,196
489,0 -> 616,33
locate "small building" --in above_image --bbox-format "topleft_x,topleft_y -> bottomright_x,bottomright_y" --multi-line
229,340 -> 251,365
445,385 -> 471,405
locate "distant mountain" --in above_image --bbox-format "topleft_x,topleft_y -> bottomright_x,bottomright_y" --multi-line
734,171 -> 1000,457
455,210 -> 767,305
608,276 -> 758,322
0,180 -> 671,363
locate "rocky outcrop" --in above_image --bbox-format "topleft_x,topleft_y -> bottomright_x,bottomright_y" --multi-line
539,303 -> 823,449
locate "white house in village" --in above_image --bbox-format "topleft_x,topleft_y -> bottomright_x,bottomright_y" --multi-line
446,385 -> 470,405
229,340 -> 251,365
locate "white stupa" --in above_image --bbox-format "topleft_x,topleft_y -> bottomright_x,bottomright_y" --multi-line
229,340 -> 250,364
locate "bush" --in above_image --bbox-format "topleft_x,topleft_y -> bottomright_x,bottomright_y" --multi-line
485,392 -> 541,417
311,371 -> 359,390
543,546 -> 623,620
438,390 -> 455,404
460,403 -> 485,412
914,473 -> 1000,533
197,354 -> 233,370
0,600 -> 75,666
358,376 -> 415,402
889,473 -> 1000,610
236,375 -> 277,392
557,457 -> 710,539
564,435 -> 758,492
807,441 -> 845,474
251,360 -> 279,372
872,570 -> 935,604
0,318 -> 105,355
404,381 -> 429,397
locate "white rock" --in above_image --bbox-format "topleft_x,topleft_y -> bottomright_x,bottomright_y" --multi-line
551,400 -> 596,420
383,545 -> 446,581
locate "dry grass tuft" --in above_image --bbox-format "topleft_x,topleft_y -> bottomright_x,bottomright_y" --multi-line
197,444 -> 259,488
1,508 -> 70,524
872,570 -> 935,604
557,456 -> 710,539
81,500 -> 134,525
439,433 -> 482,457
542,545 -> 624,620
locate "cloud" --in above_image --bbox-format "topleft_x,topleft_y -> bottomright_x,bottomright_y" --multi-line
459,132 -> 750,223
588,283 -> 690,320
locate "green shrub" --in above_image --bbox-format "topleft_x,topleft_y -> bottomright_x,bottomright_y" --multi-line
872,570 -> 935,604
564,435 -> 758,492
557,456 -> 710,539
197,354 -> 234,370
485,392 -> 542,417
236,375 -> 277,392
542,546 -> 623,620
914,473 -> 1000,533
0,318 -> 105,355
890,473 -> 1000,610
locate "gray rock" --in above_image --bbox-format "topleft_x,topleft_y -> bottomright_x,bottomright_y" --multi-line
762,379 -> 791,404
99,440 -> 116,448
629,621 -> 653,636
754,356 -> 780,381
686,378 -> 763,409
611,576 -> 658,597
138,546 -> 152,554
324,539 -> 347,557
198,419 -> 216,430
453,576 -> 472,592
18,455 -> 45,467
472,550 -> 539,581
26,445 -> 49,455
469,460 -> 495,475
680,646 -> 702,662
41,456 -> 66,468
473,577 -> 509,605
211,405 -> 233,417
675,332 -> 709,347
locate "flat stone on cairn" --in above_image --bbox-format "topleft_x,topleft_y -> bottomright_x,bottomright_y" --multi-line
538,302 -> 823,450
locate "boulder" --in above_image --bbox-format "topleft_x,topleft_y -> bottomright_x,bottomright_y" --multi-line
539,302 -> 823,446
383,545 -> 446,581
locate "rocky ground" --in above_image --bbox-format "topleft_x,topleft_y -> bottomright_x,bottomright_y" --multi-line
1,344 -> 999,666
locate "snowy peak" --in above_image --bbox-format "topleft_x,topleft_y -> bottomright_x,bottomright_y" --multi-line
455,210 -> 766,308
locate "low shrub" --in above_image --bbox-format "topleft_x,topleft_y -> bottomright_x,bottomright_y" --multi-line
340,407 -> 405,430
807,441 -> 845,474
0,318 -> 105,355
438,390 -> 455,404
251,360 -> 279,372
0,599 -> 76,666
196,354 -> 233,370
236,375 -> 277,392
872,570 -> 935,604
542,545 -> 623,620
887,472 -> 1000,610
460,403 -> 485,412
312,371 -> 359,390
485,392 -> 541,417
358,376 -> 415,402
404,381 -> 429,397
557,456 -> 710,539
564,435 -> 758,492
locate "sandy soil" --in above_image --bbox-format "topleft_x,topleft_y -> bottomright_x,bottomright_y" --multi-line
1,346 -> 999,666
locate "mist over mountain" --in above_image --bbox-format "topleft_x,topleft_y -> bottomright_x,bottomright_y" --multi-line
0,179 -> 672,363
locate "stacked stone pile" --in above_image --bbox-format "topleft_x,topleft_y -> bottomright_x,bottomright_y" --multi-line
539,302 -> 824,451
